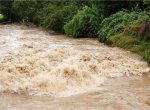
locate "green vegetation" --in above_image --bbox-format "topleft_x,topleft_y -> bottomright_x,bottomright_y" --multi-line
98,11 -> 150,42
0,0 -> 150,65
12,1 -> 38,22
11,1 -> 78,32
64,6 -> 99,37
96,6 -> 150,65
37,2 -> 78,32
109,32 -> 150,65
108,20 -> 150,65
0,14 -> 4,22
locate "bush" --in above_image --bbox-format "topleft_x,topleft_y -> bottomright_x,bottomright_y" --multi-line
39,4 -> 64,32
0,14 -> 4,22
33,2 -> 78,32
98,11 -> 150,42
64,6 -> 100,37
108,23 -> 150,65
108,33 -> 140,48
124,23 -> 141,36
12,1 -> 38,22
0,2 -> 13,21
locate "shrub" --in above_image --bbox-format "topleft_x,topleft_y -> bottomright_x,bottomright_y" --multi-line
98,11 -> 150,42
108,23 -> 150,65
12,1 -> 38,22
34,2 -> 78,32
0,14 -> 4,22
0,2 -> 12,21
64,6 -> 100,37
124,23 -> 141,36
39,4 -> 64,32
108,34 -> 139,48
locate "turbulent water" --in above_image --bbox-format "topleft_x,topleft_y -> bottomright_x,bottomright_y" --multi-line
0,24 -> 150,110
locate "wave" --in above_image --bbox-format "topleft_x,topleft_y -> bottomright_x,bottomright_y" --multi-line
0,45 -> 149,97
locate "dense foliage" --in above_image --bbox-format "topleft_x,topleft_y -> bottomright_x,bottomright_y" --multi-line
37,2 -> 78,32
0,14 -> 4,22
107,17 -> 150,65
0,1 -> 13,20
64,6 -> 99,37
12,1 -> 38,22
11,1 -> 78,32
98,11 -> 150,42
108,25 -> 150,65
0,1 -> 146,32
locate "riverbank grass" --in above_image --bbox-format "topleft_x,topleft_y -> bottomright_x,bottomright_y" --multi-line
108,24 -> 150,65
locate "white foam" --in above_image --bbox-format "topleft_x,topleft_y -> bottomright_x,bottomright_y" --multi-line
0,24 -> 149,97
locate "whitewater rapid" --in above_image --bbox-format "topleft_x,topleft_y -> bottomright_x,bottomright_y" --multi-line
0,24 -> 150,110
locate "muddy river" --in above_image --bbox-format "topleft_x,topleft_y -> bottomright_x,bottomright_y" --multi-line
0,24 -> 150,110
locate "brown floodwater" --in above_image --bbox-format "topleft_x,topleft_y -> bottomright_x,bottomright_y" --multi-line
0,24 -> 150,110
